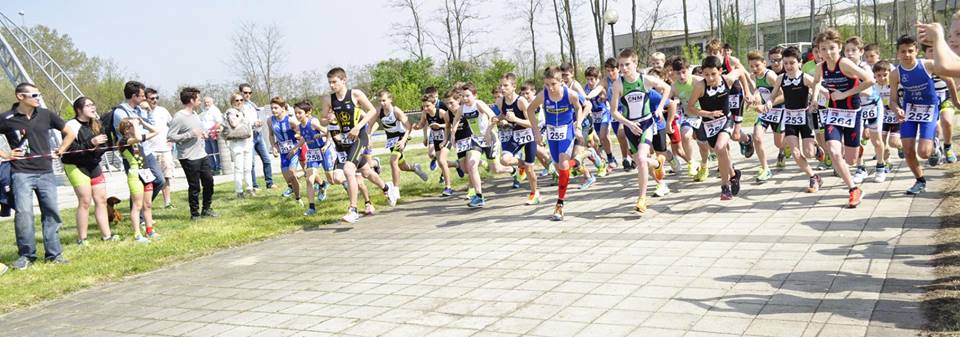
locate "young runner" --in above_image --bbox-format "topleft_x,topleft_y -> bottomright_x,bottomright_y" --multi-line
519,81 -> 555,176
645,67 -> 677,197
448,83 -> 496,208
416,94 -> 455,196
602,58 -> 634,171
890,36 -> 942,195
844,37 -> 885,184
496,73 -> 541,204
746,50 -> 784,182
559,63 -> 600,188
268,96 -> 304,207
291,100 -> 335,216
875,61 -> 903,169
922,43 -> 959,164
705,39 -> 757,150
669,57 -> 711,181
371,90 -> 429,197
689,55 -> 745,200
767,47 -> 823,192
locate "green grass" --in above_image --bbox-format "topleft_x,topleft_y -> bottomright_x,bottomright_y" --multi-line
925,159 -> 960,335
0,148 -> 469,313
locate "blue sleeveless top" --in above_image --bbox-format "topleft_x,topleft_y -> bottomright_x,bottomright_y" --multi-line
543,87 -> 575,126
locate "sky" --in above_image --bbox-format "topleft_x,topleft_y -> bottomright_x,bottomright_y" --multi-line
2,0 -> 828,94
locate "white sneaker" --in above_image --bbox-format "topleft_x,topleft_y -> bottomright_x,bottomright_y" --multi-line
668,158 -> 680,175
852,168 -> 867,184
874,170 -> 887,183
341,209 -> 360,223
385,183 -> 399,207
653,182 -> 670,197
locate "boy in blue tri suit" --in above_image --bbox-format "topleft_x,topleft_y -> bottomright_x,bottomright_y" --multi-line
891,36 -> 942,195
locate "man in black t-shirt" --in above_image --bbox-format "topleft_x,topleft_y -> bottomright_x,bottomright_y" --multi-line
0,83 -> 73,270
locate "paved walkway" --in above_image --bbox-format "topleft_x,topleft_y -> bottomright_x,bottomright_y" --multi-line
0,139 -> 944,337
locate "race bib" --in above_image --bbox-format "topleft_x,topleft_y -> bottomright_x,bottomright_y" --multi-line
430,130 -> 445,142
782,109 -> 807,126
760,108 -> 783,124
385,137 -> 400,149
306,148 -> 323,162
824,108 -> 858,128
546,124 -> 568,141
758,88 -> 772,104
339,133 -> 355,145
499,129 -> 514,141
683,116 -> 702,129
817,95 -> 827,107
336,151 -> 347,163
728,94 -> 741,110
591,109 -> 604,120
278,140 -> 296,153
861,104 -> 878,120
513,128 -> 534,144
138,169 -> 156,184
703,117 -> 727,138
905,103 -> 936,122
455,138 -> 472,153
883,109 -> 899,124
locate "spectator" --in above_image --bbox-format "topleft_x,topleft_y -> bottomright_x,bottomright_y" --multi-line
201,97 -> 223,175
224,93 -> 254,198
0,83 -> 71,269
58,97 -> 120,245
144,88 -> 176,209
112,81 -> 165,202
240,83 -> 274,190
168,87 -> 217,221
117,117 -> 160,243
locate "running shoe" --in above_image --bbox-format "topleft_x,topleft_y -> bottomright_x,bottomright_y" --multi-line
776,151 -> 786,169
414,163 -> 429,182
806,175 -> 822,193
551,203 -> 564,221
653,182 -> 670,197
442,187 -> 454,197
303,208 -> 317,216
693,166 -> 709,182
364,202 -> 375,215
708,152 -> 717,162
430,159 -> 438,171
898,147 -> 905,159
282,187 -> 294,198
580,175 -> 596,190
906,181 -> 927,195
848,187 -> 863,208
439,175 -> 445,184
740,134 -> 755,158
634,196 -> 647,213
512,176 -> 521,189
756,168 -> 773,182
456,166 -> 465,178
668,158 -> 680,175
316,184 -> 327,202
784,146 -> 792,158
815,147 -> 825,162
930,138 -> 943,167
76,239 -> 89,247
518,166 -> 527,181
720,185 -> 733,201
101,234 -> 121,242
526,192 -> 541,205
12,256 -> 30,270
597,161 -> 608,177
623,159 -> 635,172
874,168 -> 887,183
134,235 -> 150,244
852,167 -> 867,184
687,163 -> 698,177
947,147 -> 958,163
341,209 -> 360,223
468,195 -> 485,208
730,169 -> 742,196
816,161 -> 831,171
654,155 -> 667,181
386,183 -> 400,206
373,157 -> 382,175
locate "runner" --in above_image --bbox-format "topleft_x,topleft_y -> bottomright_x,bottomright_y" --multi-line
875,61 -> 903,173
922,43 -> 959,165
746,50 -> 784,182
494,73 -> 541,204
705,39 -> 757,151
890,36 -> 942,195
645,67 -> 677,197
583,66 -> 611,178
603,58 -> 634,171
268,96 -> 304,207
608,49 -> 671,211
559,63 -> 599,188
448,83 -> 496,208
371,90 -> 429,197
767,47 -> 823,192
811,29 -> 875,207
669,56 -> 711,181
844,37 -> 885,184
768,46 -> 785,74
291,100 -> 334,215
519,80 -> 555,176
688,55 -> 745,200
323,67 -> 399,222
416,94 -> 455,196
593,58 -> 620,169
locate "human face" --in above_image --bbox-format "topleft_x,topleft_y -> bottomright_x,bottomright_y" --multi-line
379,94 -> 393,108
560,71 -> 573,84
422,101 -> 435,114
270,103 -> 284,116
768,53 -> 783,72
499,79 -> 515,96
783,57 -> 800,74
648,55 -> 665,69
294,107 -> 307,121
520,89 -> 534,102
618,57 -> 638,76
15,86 -> 41,108
232,95 -> 243,108
749,59 -> 766,76
605,66 -> 618,80
874,69 -> 889,86
81,99 -> 97,119
204,97 -> 214,108
844,44 -> 863,63
950,18 -> 960,53
147,93 -> 159,108
544,77 -> 563,95
241,87 -> 253,101
586,76 -> 599,88
460,90 -> 476,106
130,88 -> 145,106
445,96 -> 460,112
702,67 -> 722,86
669,68 -> 688,84
492,89 -> 503,101
897,44 -> 918,65
864,50 -> 880,65
327,76 -> 346,93
819,41 -> 841,62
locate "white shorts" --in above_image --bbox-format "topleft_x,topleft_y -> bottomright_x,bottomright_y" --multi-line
157,151 -> 176,178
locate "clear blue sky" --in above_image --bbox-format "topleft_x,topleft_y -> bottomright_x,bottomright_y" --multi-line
3,0 -> 815,93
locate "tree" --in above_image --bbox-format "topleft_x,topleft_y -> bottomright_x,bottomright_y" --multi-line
780,0 -> 787,44
632,0 -> 638,51
634,0 -> 670,62
809,0 -> 816,43
551,0 -> 567,62
391,0 -> 428,60
231,22 -> 285,103
434,0 -> 482,62
520,0 -> 544,75
588,0 -> 610,62
682,0 -> 690,49
562,0 -> 578,72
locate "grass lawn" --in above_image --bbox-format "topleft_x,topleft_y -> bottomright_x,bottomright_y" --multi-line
0,148 -> 469,314
925,159 -> 960,335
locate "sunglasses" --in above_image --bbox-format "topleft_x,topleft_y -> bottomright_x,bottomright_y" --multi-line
233,99 -> 243,102
22,93 -> 41,99
148,97 -> 159,100
242,91 -> 253,94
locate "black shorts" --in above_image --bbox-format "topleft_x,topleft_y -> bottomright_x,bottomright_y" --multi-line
334,131 -> 369,170
883,123 -> 901,134
652,129 -> 669,152
455,137 -> 484,159
481,146 -> 496,160
696,117 -> 735,148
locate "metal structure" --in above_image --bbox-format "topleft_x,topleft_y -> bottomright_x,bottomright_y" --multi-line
0,10 -> 84,107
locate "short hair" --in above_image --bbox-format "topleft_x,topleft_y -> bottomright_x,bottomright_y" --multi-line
459,83 -> 477,95
647,67 -> 667,80
706,39 -> 723,54
722,43 -> 732,51
294,100 -> 313,112
845,36 -> 865,50
618,48 -> 639,62
584,66 -> 600,78
604,57 -> 618,69
238,83 -> 252,91
179,87 -> 200,105
896,35 -> 917,49
326,67 -> 347,80
270,96 -> 287,109
377,89 -> 392,99
423,86 -> 438,95
782,47 -> 801,61
543,66 -> 562,79
420,94 -> 435,104
123,81 -> 145,99
668,56 -> 688,71
520,80 -> 536,92
501,72 -> 518,84
864,43 -> 881,53
444,88 -> 460,100
649,52 -> 665,60
815,29 -> 842,48
691,66 -> 703,76
145,88 -> 158,97
873,60 -> 892,73
559,62 -> 574,72
701,56 -> 724,70
768,46 -> 784,55
747,50 -> 765,62
14,82 -> 35,94
490,87 -> 501,95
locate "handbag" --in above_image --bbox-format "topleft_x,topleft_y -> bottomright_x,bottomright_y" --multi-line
224,109 -> 252,140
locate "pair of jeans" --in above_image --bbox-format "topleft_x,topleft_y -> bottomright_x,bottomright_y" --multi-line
122,153 -> 165,201
250,131 -> 273,188
179,158 -> 214,216
229,138 -> 253,193
12,172 -> 62,261
205,138 -> 222,172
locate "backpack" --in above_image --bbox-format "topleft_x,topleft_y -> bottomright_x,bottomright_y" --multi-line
100,104 -> 131,147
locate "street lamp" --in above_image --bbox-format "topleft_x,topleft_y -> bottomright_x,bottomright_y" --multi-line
604,8 -> 619,58
17,11 -> 24,27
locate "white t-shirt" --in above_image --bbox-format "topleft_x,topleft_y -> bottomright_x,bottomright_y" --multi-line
201,106 -> 223,131
147,106 -> 172,152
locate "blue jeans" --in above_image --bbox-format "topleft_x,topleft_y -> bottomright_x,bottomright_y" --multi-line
12,172 -> 62,261
205,138 -> 222,172
251,131 -> 273,188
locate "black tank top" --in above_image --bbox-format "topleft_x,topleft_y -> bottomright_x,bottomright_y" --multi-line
781,73 -> 809,110
499,96 -> 527,130
821,60 -> 861,109
698,79 -> 730,121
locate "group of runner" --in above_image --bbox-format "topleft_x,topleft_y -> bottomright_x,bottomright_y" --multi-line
268,29 -> 956,224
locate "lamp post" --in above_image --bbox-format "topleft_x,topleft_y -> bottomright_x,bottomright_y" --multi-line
604,8 -> 619,58
17,11 -> 24,27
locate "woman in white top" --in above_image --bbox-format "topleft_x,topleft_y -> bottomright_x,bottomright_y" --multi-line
224,93 -> 255,197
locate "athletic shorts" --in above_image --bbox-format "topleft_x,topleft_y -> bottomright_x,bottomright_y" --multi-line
861,104 -> 883,132
783,112 -> 816,139
729,94 -> 744,124
652,128 -> 668,153
454,137 -> 484,159
156,151 -> 175,178
279,150 -> 297,171
334,131 -> 370,170
696,116 -> 735,148
121,150 -> 147,195
623,119 -> 656,154
64,164 -> 105,187
669,119 -> 682,144
593,121 -> 610,136
900,120 -> 939,140
503,140 -> 537,165
883,122 -> 901,134
305,146 -> 335,171
481,146 -> 496,160
611,121 -> 621,133
823,109 -> 863,147
546,124 -> 576,164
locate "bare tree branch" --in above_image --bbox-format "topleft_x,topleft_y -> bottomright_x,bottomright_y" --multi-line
390,0 -> 428,60
230,22 -> 285,100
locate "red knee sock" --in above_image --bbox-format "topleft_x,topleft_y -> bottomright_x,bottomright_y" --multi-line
558,169 -> 570,200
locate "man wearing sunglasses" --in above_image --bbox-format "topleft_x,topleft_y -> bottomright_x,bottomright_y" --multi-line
239,83 -> 274,190
144,88 -> 175,209
768,46 -> 785,74
0,83 -> 73,270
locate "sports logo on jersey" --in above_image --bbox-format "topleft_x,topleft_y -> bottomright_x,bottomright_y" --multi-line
783,76 -> 802,86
